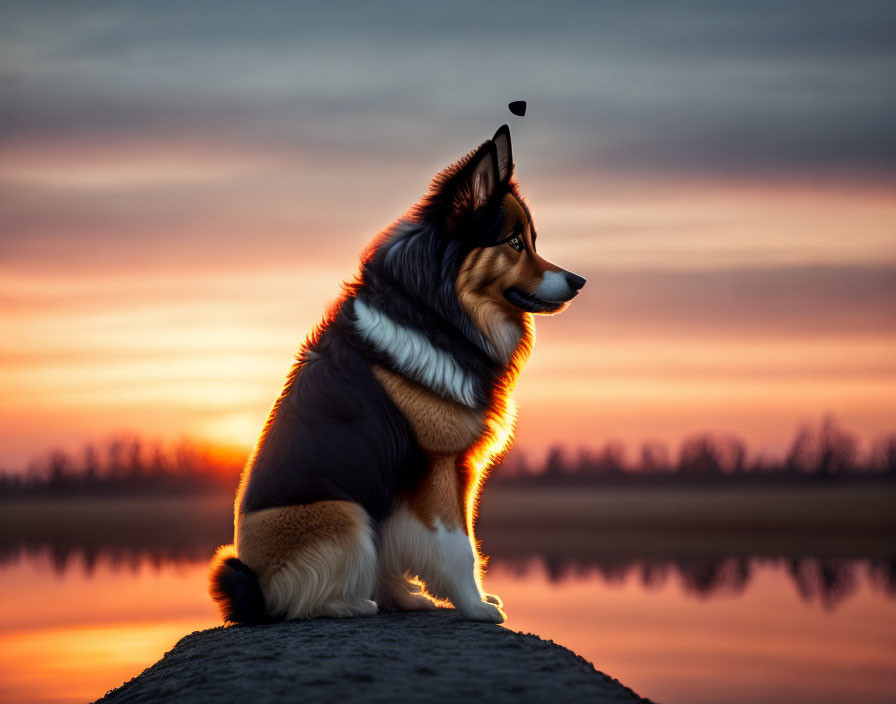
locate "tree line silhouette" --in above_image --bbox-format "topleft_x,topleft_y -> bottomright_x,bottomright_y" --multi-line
0,435 -> 243,497
493,416 -> 896,486
1,416 -> 894,497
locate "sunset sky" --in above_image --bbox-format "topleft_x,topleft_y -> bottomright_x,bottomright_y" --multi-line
1,1 -> 895,469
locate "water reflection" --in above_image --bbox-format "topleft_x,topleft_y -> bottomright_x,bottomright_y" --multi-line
2,492 -> 894,611
3,546 -> 893,704
0,544 -> 213,577
496,555 -> 896,610
2,540 -> 893,611
3,495 -> 895,704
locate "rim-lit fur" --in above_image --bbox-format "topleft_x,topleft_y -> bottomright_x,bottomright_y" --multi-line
208,124 -> 583,624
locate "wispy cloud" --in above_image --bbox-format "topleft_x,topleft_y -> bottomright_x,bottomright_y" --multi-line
2,1 -> 894,176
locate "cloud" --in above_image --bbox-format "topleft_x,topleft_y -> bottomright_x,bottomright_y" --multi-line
547,265 -> 896,338
1,1 -> 894,177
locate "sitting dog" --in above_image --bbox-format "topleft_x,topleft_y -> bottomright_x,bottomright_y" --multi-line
209,124 -> 585,624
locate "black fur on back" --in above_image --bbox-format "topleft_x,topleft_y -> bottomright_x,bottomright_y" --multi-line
237,130 -> 525,524
238,312 -> 428,521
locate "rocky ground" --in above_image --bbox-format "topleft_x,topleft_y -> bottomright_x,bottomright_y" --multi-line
95,610 -> 654,703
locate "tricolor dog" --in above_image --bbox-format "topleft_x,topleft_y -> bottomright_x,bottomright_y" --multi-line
209,125 -> 585,623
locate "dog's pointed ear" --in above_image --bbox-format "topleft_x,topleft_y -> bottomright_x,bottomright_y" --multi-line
468,141 -> 500,211
492,124 -> 513,182
429,139 -> 501,220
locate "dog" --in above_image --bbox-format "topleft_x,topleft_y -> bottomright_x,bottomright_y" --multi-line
209,124 -> 585,624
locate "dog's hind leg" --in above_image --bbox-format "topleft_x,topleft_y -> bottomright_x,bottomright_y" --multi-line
237,500 -> 377,620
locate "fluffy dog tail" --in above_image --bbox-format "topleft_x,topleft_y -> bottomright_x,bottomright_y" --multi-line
208,544 -> 268,624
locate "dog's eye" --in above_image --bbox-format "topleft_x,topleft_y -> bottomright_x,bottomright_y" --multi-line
507,236 -> 524,253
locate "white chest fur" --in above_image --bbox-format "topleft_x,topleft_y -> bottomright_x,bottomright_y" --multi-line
353,298 -> 478,408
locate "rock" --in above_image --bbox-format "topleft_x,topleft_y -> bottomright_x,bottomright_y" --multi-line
96,611 -> 653,703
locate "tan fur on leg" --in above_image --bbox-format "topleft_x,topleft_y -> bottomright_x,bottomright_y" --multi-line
237,501 -> 377,619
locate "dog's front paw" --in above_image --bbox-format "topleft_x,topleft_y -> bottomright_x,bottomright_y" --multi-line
483,593 -> 503,608
459,599 -> 506,624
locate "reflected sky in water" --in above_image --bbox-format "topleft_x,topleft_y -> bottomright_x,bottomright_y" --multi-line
0,550 -> 894,704
4,543 -> 894,613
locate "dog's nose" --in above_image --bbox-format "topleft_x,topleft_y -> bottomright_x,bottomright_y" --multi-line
565,272 -> 586,291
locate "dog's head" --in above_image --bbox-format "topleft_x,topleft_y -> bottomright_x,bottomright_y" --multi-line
424,125 -> 586,319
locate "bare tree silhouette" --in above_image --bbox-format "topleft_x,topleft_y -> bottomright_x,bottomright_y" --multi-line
872,434 -> 896,476
487,417 -> 891,488
678,435 -> 747,477
786,416 -> 859,479
0,436 -> 244,497
1,417 -> 893,496
640,441 -> 671,473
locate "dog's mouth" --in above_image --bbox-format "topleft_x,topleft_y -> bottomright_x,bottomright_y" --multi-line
503,287 -> 574,314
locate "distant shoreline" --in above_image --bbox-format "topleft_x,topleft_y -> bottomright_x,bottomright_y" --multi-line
3,481 -> 895,517
3,483 -> 895,525
2,484 -> 894,561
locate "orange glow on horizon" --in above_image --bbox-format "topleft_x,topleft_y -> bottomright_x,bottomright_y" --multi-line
1,620 -> 206,704
1,177 -> 894,469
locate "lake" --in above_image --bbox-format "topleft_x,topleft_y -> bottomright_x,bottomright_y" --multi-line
1,488 -> 894,703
